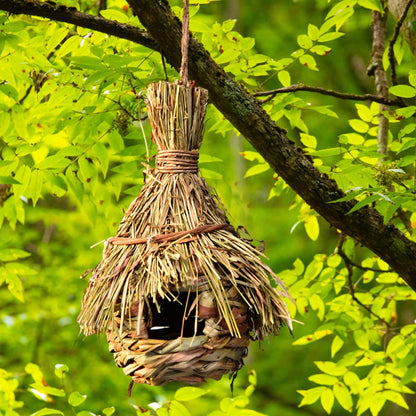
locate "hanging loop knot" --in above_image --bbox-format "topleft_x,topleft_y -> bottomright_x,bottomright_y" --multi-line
155,149 -> 199,174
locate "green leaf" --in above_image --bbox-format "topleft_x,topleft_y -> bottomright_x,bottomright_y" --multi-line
333,382 -> 353,411
353,329 -> 370,350
318,32 -> 345,42
358,0 -> 382,11
310,45 -> 332,56
54,364 -> 69,379
5,272 -> 24,301
355,104 -> 373,122
56,35 -> 81,58
315,361 -> 347,376
278,70 -> 291,87
0,249 -> 30,262
93,142 -> 109,178
70,56 -> 105,71
309,147 -> 346,157
100,9 -> 130,23
300,133 -> 317,149
169,400 -> 191,416
298,387 -> 327,406
389,85 -> 416,98
222,19 -> 236,33
299,54 -> 318,71
304,215 -> 319,241
102,407 -> 115,416
30,383 -> 65,397
65,169 -> 84,203
309,374 -> 338,386
244,164 -> 270,178
0,83 -> 19,101
31,409 -> 64,416
68,391 -> 87,407
36,155 -> 70,171
293,329 -> 332,345
297,34 -> 313,49
382,391 -> 409,409
409,70 -> 416,87
46,27 -> 69,53
174,387 -> 208,402
239,37 -> 255,51
308,24 -> 320,41
348,119 -> 369,133
343,371 -> 362,394
402,366 -> 416,384
320,388 -> 334,414
340,133 -> 365,145
216,48 -> 240,64
240,151 -> 265,163
347,194 -> 381,214
107,130 -> 124,152
199,168 -> 223,180
331,336 -> 344,358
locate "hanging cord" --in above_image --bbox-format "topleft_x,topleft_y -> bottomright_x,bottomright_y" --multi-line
179,0 -> 190,84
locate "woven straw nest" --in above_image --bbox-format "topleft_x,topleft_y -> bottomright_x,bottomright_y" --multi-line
78,81 -> 292,387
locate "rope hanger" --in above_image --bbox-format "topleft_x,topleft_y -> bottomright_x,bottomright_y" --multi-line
179,0 -> 190,85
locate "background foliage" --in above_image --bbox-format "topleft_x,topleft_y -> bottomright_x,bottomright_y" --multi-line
1,0 -> 416,415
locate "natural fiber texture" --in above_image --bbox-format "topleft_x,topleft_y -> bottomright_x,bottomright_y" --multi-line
78,81 -> 292,386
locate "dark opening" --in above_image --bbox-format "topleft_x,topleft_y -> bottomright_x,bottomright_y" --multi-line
147,291 -> 205,340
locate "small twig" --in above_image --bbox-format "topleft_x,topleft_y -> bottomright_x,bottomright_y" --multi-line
388,0 -> 415,85
336,234 -> 392,327
179,0 -> 189,84
161,53 -> 169,82
252,83 -> 402,106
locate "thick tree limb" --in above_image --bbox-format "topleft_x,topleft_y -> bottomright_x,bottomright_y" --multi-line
252,83 -> 401,106
126,0 -> 416,291
0,0 -> 157,50
2,0 -> 416,291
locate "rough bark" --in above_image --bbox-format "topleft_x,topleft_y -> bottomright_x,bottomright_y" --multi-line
388,0 -> 416,59
0,0 -> 157,50
3,0 -> 416,290
127,0 -> 416,291
371,10 -> 390,157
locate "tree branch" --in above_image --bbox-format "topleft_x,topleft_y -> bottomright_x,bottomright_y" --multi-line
336,234 -> 392,328
252,83 -> 401,106
126,0 -> 416,292
388,0 -> 416,84
0,0 -> 158,51
371,8 -> 390,157
388,0 -> 416,60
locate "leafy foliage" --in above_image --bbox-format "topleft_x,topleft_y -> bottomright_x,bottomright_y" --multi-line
1,0 -> 416,415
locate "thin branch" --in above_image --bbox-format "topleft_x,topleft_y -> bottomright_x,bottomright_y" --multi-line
388,0 -> 416,85
0,0 -> 157,51
252,83 -> 402,106
336,234 -> 392,328
371,9 -> 390,158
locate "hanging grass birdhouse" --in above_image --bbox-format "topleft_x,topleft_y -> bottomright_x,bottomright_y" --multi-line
78,81 -> 292,387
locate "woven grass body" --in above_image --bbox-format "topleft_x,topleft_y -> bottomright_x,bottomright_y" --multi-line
78,81 -> 292,386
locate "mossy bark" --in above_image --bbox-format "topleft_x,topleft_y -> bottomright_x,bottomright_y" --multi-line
127,0 -> 416,291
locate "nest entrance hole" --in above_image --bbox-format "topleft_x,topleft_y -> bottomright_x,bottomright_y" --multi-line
148,291 -> 205,340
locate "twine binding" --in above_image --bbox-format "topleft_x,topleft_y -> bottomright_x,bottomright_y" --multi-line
155,149 -> 199,174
